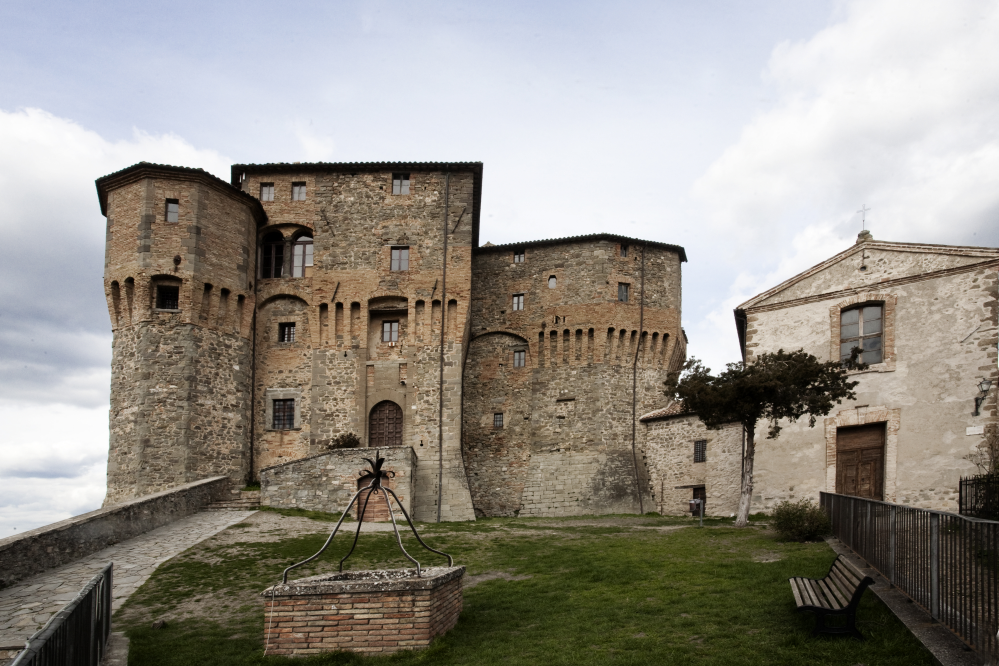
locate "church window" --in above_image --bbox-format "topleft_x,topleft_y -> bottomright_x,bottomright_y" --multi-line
391,247 -> 409,271
156,285 -> 180,310
694,440 -> 707,463
165,199 -> 179,223
291,236 -> 313,277
512,294 -> 524,311
260,183 -> 274,201
279,322 -> 296,343
260,232 -> 284,278
548,275 -> 557,289
382,320 -> 399,342
291,182 -> 307,201
513,350 -> 526,367
493,413 -> 504,428
618,283 -> 630,302
621,244 -> 628,257
513,249 -> 525,263
392,173 -> 410,195
841,304 -> 883,365
273,399 -> 295,429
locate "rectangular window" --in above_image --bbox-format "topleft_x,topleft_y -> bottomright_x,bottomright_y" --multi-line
382,320 -> 399,342
391,247 -> 409,271
392,173 -> 410,195
694,440 -> 707,463
291,182 -> 307,201
513,249 -> 525,263
513,350 -> 526,367
618,283 -> 630,302
165,199 -> 179,223
840,304 -> 883,365
156,285 -> 180,310
493,413 -> 504,428
260,183 -> 274,201
512,294 -> 524,311
279,322 -> 296,343
273,399 -> 295,429
621,244 -> 628,257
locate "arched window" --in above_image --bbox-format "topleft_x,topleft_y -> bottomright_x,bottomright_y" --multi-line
291,235 -> 313,277
260,232 -> 284,279
369,401 -> 403,448
840,304 -> 883,365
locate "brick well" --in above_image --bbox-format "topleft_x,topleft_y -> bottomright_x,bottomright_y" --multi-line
262,566 -> 464,656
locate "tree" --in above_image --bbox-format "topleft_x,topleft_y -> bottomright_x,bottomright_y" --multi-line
664,349 -> 861,527
965,427 -> 999,475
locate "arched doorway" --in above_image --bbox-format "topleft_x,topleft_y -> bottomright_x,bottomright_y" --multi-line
369,401 -> 403,448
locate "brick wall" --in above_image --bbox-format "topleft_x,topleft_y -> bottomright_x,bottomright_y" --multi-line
262,567 -> 464,656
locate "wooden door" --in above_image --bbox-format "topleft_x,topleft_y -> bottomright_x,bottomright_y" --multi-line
836,424 -> 885,500
369,401 -> 403,448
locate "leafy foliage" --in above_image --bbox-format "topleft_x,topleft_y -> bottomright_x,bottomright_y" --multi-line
326,432 -> 361,450
770,499 -> 832,542
964,427 -> 999,474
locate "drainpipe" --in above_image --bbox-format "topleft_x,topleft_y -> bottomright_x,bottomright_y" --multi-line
631,245 -> 646,514
437,173 -> 450,523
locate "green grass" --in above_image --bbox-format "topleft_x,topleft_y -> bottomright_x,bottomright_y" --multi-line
117,514 -> 933,665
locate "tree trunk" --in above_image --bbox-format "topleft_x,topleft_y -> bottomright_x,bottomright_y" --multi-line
735,424 -> 756,527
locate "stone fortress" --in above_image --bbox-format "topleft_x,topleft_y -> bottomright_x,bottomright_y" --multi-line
96,161 -> 687,522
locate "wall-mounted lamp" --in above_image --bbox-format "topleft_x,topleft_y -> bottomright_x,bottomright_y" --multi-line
973,378 -> 993,416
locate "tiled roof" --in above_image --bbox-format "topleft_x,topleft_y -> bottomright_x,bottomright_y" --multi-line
476,233 -> 687,262
639,401 -> 689,422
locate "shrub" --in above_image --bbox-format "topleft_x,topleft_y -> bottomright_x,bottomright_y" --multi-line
327,432 -> 361,450
770,499 -> 831,542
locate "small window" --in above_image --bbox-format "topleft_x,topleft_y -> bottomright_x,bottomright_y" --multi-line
694,440 -> 707,463
291,236 -> 313,277
279,322 -> 296,343
392,173 -> 410,195
512,294 -> 524,311
621,244 -> 628,257
513,249 -> 525,263
273,399 -> 295,429
165,199 -> 179,223
260,183 -> 274,201
618,283 -> 630,302
260,232 -> 284,279
513,350 -> 526,367
493,413 -> 504,429
548,275 -> 557,289
391,247 -> 409,271
291,182 -> 307,201
156,285 -> 180,310
841,304 -> 883,365
382,320 -> 399,342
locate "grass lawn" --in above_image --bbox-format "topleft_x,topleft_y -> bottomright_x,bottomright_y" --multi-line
116,511 -> 933,665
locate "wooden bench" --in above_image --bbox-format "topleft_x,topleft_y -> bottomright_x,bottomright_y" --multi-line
789,555 -> 874,639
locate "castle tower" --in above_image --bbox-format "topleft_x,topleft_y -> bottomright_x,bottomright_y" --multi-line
97,163 -> 266,505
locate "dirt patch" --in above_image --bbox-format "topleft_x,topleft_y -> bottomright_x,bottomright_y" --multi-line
463,571 -> 533,589
752,551 -> 784,563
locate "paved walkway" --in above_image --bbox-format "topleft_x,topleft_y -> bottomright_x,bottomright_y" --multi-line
0,509 -> 254,651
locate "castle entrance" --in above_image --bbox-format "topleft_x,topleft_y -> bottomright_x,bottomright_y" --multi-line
369,400 -> 403,448
835,423 -> 885,500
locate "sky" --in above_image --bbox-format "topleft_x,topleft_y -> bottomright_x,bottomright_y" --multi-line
1,0 -> 997,534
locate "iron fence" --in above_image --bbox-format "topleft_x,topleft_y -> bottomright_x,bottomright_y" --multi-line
961,473 -> 999,521
821,492 -> 998,660
10,563 -> 112,666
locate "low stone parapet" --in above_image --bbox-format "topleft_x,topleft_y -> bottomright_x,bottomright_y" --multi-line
262,566 -> 464,656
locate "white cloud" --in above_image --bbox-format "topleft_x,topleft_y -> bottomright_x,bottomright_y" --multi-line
688,0 -> 999,373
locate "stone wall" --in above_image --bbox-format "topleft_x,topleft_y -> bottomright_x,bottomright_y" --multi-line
260,447 -> 416,517
0,477 -> 229,588
641,415 -> 742,516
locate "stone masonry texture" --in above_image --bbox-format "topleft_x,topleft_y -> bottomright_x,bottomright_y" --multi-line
97,160 -> 687,522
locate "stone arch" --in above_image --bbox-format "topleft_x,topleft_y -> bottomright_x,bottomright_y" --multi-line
368,400 -> 403,448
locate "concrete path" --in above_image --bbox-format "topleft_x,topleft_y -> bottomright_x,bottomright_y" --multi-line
0,509 -> 253,653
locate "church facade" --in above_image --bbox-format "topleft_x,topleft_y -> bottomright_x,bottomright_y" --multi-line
96,161 -> 687,521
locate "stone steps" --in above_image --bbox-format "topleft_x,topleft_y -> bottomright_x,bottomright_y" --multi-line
205,490 -> 260,511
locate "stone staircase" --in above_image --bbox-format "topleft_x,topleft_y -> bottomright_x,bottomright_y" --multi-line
205,489 -> 260,510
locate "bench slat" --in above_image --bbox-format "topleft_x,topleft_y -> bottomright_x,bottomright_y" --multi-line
801,579 -> 823,608
832,559 -> 863,587
828,567 -> 859,601
790,579 -> 806,608
816,579 -> 845,609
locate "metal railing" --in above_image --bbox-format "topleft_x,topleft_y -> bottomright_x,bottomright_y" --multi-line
822,492 -> 998,659
11,563 -> 112,666
961,473 -> 999,521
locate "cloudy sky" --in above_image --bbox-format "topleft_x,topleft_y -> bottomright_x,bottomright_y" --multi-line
1,0 -> 997,534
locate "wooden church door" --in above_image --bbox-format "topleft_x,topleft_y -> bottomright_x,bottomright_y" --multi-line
835,424 -> 885,500
369,401 -> 403,448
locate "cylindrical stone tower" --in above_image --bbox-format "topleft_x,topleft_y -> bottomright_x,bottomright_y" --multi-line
96,163 -> 266,505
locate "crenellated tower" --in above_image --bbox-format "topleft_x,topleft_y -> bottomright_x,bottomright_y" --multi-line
97,163 -> 266,505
